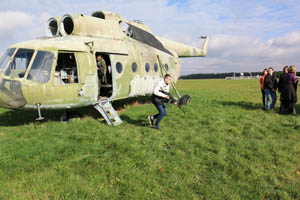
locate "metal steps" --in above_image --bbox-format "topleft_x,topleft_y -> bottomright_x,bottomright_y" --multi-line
94,100 -> 122,126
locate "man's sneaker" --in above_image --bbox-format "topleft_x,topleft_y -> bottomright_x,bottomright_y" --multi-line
148,115 -> 154,126
153,126 -> 160,130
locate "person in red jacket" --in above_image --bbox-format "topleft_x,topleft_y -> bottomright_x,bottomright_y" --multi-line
260,68 -> 268,107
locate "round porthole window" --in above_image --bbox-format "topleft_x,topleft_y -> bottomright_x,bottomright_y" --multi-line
145,63 -> 150,72
132,62 -> 137,72
154,63 -> 158,72
165,64 -> 169,72
116,62 -> 123,73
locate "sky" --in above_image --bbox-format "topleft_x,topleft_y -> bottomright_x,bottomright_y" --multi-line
0,0 -> 300,75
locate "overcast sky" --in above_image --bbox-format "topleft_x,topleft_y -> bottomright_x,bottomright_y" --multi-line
0,0 -> 300,75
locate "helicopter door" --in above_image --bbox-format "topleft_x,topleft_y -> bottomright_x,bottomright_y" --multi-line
49,52 -> 90,107
95,53 -> 113,98
76,52 -> 97,101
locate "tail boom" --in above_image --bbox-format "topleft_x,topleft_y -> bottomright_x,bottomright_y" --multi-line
157,36 -> 209,58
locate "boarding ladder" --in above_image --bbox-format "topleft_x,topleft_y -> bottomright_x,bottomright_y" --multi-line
94,100 -> 122,126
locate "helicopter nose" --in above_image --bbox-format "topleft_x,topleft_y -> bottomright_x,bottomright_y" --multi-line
0,78 -> 26,108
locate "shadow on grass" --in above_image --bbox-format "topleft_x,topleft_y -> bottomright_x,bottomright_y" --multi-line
112,95 -> 152,110
121,115 -> 150,127
0,96 -> 153,127
114,96 -> 152,127
217,100 -> 300,116
216,100 -> 263,111
0,109 -> 66,127
0,110 -> 35,126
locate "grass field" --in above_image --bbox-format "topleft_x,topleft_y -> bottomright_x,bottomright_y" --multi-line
0,79 -> 299,199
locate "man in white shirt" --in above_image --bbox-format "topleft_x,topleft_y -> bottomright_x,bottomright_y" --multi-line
148,74 -> 175,130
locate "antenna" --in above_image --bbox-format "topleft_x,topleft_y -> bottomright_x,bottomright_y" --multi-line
198,36 -> 207,39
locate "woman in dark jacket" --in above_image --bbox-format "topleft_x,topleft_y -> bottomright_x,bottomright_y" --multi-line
278,66 -> 288,112
279,65 -> 298,114
278,66 -> 288,93
264,67 -> 278,110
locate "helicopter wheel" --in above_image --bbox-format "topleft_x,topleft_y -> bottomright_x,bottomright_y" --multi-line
178,95 -> 191,106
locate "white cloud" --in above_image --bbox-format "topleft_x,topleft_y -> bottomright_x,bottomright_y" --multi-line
26,12 -> 51,39
0,0 -> 300,74
271,32 -> 300,48
180,32 -> 300,74
0,11 -> 33,38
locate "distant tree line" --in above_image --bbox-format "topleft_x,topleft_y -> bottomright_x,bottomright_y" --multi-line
179,71 -> 300,80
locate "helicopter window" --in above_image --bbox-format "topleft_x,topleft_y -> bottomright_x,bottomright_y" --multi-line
145,63 -> 150,72
4,48 -> 34,78
165,64 -> 169,72
0,48 -> 16,74
132,20 -> 143,24
154,63 -> 158,72
92,11 -> 105,19
116,62 -> 123,73
119,21 -> 133,37
27,51 -> 54,83
127,24 -> 173,56
54,53 -> 78,84
131,62 -> 137,73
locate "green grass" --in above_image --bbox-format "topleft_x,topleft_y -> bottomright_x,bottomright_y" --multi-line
0,79 -> 299,199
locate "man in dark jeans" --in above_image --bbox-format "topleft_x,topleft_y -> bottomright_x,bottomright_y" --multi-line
264,67 -> 278,110
148,74 -> 176,130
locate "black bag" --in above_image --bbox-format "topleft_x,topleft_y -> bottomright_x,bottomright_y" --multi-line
152,94 -> 164,105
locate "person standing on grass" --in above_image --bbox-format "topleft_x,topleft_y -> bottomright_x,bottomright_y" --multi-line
148,74 -> 176,130
278,66 -> 289,112
264,67 -> 278,110
260,68 -> 268,108
279,65 -> 298,115
278,66 -> 289,93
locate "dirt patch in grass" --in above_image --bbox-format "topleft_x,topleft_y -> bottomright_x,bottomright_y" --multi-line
0,132 -> 5,139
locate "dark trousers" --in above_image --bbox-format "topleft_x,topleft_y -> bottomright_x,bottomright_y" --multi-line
153,103 -> 166,128
261,89 -> 265,107
279,102 -> 296,115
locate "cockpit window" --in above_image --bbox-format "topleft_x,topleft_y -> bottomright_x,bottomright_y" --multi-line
27,51 -> 54,83
0,48 -> 16,74
4,48 -> 34,78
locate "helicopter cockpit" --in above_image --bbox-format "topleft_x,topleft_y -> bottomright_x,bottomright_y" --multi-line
1,48 -> 34,78
0,48 -> 82,86
0,48 -> 15,75
0,48 -> 54,83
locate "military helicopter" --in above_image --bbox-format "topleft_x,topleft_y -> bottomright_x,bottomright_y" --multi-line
0,11 -> 209,125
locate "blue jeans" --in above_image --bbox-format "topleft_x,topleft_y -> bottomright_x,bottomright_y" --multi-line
265,89 -> 277,110
153,104 -> 166,128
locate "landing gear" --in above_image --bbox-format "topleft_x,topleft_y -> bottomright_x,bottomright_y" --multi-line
35,103 -> 44,121
60,110 -> 82,122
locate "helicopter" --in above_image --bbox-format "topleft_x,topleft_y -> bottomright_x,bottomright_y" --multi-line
0,11 -> 209,125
